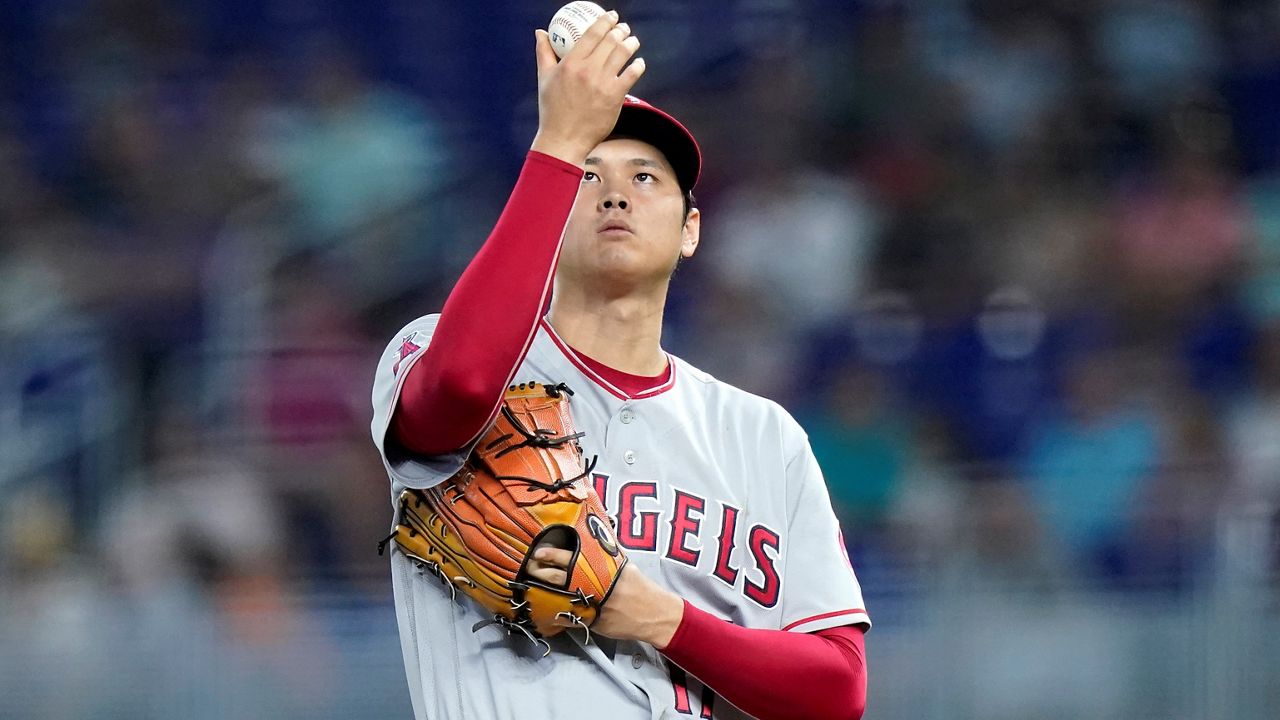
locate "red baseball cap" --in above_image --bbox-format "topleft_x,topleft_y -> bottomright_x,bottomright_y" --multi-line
609,95 -> 702,192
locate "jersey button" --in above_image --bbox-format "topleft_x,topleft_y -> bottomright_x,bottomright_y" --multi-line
620,408 -> 635,424
631,653 -> 644,668
623,450 -> 637,465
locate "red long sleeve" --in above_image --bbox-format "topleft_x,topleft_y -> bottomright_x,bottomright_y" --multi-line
661,601 -> 867,720
391,151 -> 583,455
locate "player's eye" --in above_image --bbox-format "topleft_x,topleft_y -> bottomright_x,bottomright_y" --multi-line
635,172 -> 654,183
583,171 -> 599,182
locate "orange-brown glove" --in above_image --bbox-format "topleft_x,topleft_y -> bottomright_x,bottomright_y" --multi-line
380,381 -> 625,654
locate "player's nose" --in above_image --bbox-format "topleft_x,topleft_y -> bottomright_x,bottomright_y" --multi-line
599,192 -> 628,211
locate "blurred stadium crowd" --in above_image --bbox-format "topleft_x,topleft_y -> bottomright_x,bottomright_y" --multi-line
2,0 -> 1279,718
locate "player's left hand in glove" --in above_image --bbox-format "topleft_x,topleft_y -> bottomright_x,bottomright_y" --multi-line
379,381 -> 626,654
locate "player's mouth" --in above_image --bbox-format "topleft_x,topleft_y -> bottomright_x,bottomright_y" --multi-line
597,220 -> 634,237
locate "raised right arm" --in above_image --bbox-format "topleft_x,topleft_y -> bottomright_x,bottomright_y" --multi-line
390,11 -> 644,456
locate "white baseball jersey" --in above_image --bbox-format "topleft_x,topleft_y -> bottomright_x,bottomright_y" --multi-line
371,314 -> 869,720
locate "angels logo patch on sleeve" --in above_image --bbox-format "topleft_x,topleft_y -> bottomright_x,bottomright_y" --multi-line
393,332 -> 422,375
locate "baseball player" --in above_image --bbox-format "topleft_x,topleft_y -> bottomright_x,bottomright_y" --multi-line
370,13 -> 869,720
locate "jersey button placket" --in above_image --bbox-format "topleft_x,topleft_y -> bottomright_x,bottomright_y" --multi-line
623,449 -> 637,465
620,407 -> 635,424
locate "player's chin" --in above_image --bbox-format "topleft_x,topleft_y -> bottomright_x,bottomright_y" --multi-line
581,248 -> 674,285
590,247 -> 645,272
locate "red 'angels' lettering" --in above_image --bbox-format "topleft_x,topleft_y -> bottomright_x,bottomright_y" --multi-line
668,663 -> 718,717
671,665 -> 692,714
700,686 -> 715,719
592,472 -> 611,507
712,502 -> 741,586
616,482 -> 660,551
744,524 -> 781,607
605,481 -> 781,608
665,489 -> 705,567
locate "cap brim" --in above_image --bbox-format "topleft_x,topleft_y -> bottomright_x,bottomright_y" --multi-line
611,100 -> 701,192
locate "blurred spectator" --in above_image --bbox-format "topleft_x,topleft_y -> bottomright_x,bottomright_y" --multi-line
951,478 -> 1052,591
97,415 -> 346,717
255,40 -> 446,247
239,37 -> 459,309
678,277 -> 801,404
883,415 -> 966,565
0,484 -> 115,720
810,3 -> 956,208
1219,0 -> 1280,174
0,143 -> 120,527
1131,389 -> 1230,588
240,256 -> 388,588
1216,321 -> 1280,590
800,289 -> 925,413
708,161 -> 880,327
1180,283 -> 1255,402
1227,322 -> 1280,506
1242,173 -> 1280,321
1109,148 -> 1249,337
103,441 -> 283,603
915,0 -> 1073,151
1022,348 -> 1164,581
1094,0 -> 1219,113
807,361 -> 910,529
989,179 -> 1104,311
918,286 -> 1057,466
705,57 -> 881,329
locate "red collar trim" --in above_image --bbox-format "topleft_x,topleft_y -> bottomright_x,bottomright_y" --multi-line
541,319 -> 678,401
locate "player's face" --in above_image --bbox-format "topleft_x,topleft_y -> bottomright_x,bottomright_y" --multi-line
559,138 -> 700,288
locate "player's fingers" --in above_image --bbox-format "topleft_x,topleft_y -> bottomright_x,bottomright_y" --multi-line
527,560 -> 568,586
534,29 -> 559,76
602,33 -> 640,78
616,56 -> 647,93
535,570 -> 569,586
533,546 -> 573,568
568,10 -> 619,61
586,22 -> 631,66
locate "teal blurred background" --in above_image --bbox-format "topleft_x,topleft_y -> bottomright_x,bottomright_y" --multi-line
1,0 -> 1279,718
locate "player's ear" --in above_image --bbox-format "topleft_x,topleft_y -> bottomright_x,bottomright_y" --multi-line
680,207 -> 700,258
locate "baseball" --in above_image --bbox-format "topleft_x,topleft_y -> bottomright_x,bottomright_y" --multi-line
548,1 -> 607,59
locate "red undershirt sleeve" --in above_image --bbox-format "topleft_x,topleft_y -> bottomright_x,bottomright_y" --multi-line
391,151 -> 583,456
660,601 -> 868,720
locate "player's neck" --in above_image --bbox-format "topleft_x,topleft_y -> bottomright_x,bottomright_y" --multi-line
546,292 -> 668,377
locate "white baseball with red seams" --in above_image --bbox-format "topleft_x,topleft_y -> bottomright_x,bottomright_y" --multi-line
548,1 -> 607,59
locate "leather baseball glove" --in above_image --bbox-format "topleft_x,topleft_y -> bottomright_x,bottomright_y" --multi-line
379,381 -> 625,653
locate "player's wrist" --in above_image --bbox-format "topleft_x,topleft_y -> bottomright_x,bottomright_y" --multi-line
530,131 -> 592,167
644,591 -> 685,650
611,566 -> 684,648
